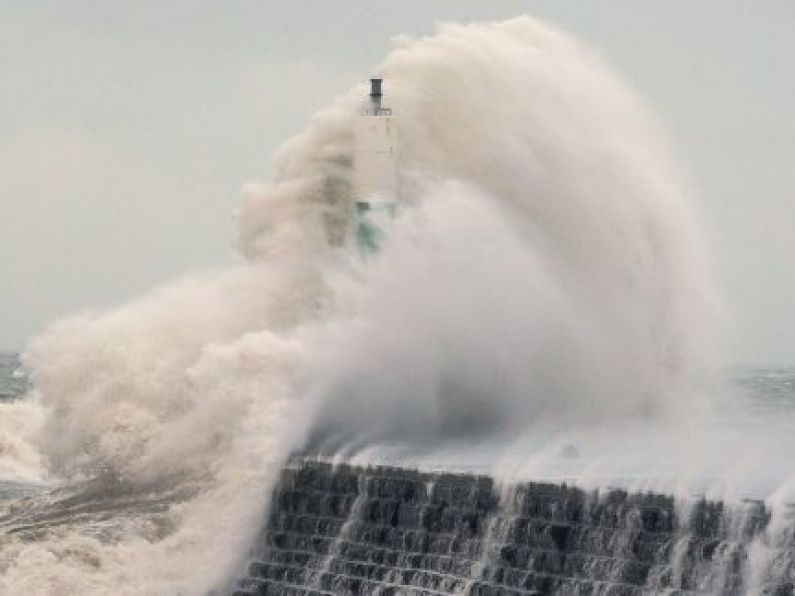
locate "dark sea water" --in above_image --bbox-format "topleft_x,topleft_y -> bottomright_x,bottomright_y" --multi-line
3,351 -> 795,496
0,354 -> 41,510
2,352 -> 795,594
0,352 -> 41,501
3,353 -> 795,486
0,352 -> 27,402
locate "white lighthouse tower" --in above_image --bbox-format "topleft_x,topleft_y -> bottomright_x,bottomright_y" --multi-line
352,77 -> 398,254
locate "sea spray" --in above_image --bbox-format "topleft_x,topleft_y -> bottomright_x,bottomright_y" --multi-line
1,16 -> 720,594
2,265 -> 319,593
305,17 -> 717,445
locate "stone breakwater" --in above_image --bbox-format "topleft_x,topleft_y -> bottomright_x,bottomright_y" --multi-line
232,461 -> 793,595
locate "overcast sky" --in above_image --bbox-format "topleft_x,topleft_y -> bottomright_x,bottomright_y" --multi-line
1,1 -> 794,365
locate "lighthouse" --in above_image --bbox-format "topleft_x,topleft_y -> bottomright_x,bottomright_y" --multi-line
352,77 -> 398,254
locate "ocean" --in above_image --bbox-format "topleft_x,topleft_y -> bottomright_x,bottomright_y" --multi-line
0,352 -> 27,403
1,15 -> 792,595
3,357 -> 795,594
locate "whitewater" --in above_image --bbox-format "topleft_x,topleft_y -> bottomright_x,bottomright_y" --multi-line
0,15 -> 792,595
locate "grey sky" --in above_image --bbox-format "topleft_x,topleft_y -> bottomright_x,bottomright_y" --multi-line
1,1 -> 794,364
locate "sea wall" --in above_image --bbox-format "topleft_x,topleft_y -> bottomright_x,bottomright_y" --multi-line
232,461 -> 789,595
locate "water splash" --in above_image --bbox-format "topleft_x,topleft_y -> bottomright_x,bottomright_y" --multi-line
0,16 -> 722,594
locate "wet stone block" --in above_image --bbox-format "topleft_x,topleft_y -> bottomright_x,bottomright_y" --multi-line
234,460 -> 777,595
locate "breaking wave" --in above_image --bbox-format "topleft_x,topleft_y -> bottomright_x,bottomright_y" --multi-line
0,16 -> 720,594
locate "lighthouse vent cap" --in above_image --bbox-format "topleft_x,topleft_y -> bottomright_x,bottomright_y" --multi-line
364,77 -> 391,116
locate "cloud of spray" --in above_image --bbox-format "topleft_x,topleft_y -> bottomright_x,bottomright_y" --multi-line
2,264 -> 318,593
0,16 -> 720,595
299,17 -> 718,446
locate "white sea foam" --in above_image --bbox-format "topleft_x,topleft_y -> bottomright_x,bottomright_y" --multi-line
0,16 -> 727,594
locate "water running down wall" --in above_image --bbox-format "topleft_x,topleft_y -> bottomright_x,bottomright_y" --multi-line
233,461 -> 795,595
